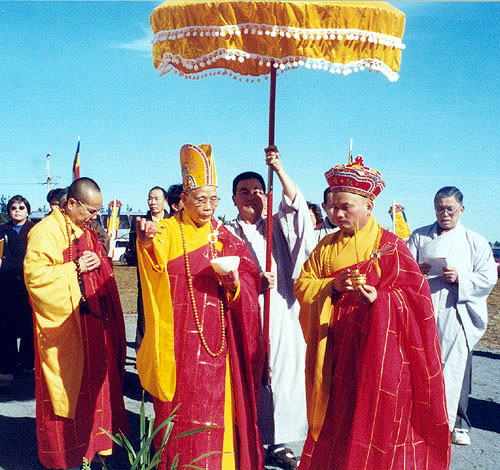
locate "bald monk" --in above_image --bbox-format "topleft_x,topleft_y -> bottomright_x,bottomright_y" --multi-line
24,177 -> 129,469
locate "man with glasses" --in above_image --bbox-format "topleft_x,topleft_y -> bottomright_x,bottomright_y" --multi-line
227,146 -> 315,470
135,144 -> 264,470
24,177 -> 129,469
408,186 -> 497,446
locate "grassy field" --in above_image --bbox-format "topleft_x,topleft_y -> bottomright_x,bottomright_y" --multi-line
114,265 -> 500,350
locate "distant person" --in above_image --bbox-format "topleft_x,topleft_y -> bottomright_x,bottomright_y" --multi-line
408,186 -> 497,446
2,195 -> 35,372
24,177 -> 129,469
47,187 -> 69,213
307,201 -> 323,228
132,186 -> 169,350
0,225 -> 24,392
5,195 -> 35,246
136,144 -> 264,470
167,183 -> 184,216
295,156 -> 450,470
227,146 -> 315,470
314,187 -> 338,242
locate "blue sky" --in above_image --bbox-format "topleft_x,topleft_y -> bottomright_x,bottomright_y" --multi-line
1,1 -> 499,242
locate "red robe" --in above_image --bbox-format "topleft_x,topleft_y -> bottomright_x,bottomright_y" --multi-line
33,227 -> 129,469
296,230 -> 450,470
139,219 -> 264,470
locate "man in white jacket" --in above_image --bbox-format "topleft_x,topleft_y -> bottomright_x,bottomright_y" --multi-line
226,146 -> 315,469
408,186 -> 497,446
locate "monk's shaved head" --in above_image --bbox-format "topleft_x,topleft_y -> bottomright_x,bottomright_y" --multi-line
65,177 -> 103,229
67,177 -> 101,204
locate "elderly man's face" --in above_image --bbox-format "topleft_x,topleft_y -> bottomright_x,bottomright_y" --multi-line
331,191 -> 373,235
434,196 -> 464,232
181,186 -> 218,227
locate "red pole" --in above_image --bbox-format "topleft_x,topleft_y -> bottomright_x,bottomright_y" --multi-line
263,65 -> 276,384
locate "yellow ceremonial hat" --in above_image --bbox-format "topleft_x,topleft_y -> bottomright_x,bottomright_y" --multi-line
180,143 -> 217,191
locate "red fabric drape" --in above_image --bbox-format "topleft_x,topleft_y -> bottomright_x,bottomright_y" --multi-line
299,231 -> 450,470
36,228 -> 129,469
153,225 -> 264,470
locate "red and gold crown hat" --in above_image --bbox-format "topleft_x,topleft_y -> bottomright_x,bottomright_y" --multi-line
180,143 -> 217,191
325,155 -> 385,200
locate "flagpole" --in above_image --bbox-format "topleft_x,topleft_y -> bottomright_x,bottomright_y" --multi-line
46,153 -> 52,193
392,200 -> 396,233
108,196 -> 118,258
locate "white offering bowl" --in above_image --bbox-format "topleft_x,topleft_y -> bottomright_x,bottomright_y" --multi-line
210,256 -> 240,275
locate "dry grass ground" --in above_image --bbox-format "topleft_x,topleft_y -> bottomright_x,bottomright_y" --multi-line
113,265 -> 500,350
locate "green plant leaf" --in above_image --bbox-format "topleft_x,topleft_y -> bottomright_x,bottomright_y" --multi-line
172,426 -> 215,440
170,454 -> 180,470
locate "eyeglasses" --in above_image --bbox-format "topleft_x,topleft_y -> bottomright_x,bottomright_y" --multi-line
192,196 -> 220,207
10,205 -> 26,211
77,199 -> 99,216
434,206 -> 461,215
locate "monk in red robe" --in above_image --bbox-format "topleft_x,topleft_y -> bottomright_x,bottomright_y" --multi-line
24,177 -> 128,469
294,157 -> 451,470
136,144 -> 264,470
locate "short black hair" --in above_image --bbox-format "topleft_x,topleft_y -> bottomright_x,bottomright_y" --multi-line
323,187 -> 332,205
232,171 -> 266,196
307,201 -> 323,225
167,184 -> 182,206
47,187 -> 68,205
434,186 -> 463,205
149,186 -> 168,199
7,195 -> 31,215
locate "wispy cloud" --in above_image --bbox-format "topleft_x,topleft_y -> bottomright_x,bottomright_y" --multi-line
112,25 -> 153,53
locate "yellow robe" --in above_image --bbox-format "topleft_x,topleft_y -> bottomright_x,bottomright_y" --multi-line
137,212 -> 243,469
294,215 -> 381,438
24,209 -> 84,418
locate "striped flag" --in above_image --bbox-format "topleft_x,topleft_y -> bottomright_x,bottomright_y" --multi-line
390,202 -> 411,240
107,197 -> 122,258
72,137 -> 81,180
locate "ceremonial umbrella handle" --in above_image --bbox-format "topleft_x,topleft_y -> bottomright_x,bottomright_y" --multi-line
263,65 -> 276,385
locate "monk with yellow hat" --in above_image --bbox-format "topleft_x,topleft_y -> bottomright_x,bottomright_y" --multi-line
294,156 -> 451,470
136,144 -> 265,470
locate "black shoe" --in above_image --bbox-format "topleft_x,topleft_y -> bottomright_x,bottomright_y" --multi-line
265,447 -> 298,470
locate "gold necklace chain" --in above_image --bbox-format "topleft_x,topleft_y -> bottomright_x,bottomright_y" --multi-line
180,215 -> 226,357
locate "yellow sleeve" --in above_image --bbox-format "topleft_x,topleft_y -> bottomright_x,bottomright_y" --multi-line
293,241 -> 337,440
24,222 -> 81,324
136,235 -> 177,402
23,218 -> 84,418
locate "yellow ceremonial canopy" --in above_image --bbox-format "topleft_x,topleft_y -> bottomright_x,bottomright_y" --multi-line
149,1 -> 406,384
151,1 -> 406,82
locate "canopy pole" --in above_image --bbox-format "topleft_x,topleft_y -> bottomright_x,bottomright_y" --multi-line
264,65 -> 277,384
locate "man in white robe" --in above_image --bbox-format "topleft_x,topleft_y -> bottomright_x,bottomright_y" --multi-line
408,186 -> 497,446
226,146 -> 315,470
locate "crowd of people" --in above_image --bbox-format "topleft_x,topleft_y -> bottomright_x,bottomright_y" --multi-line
0,144 -> 497,470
